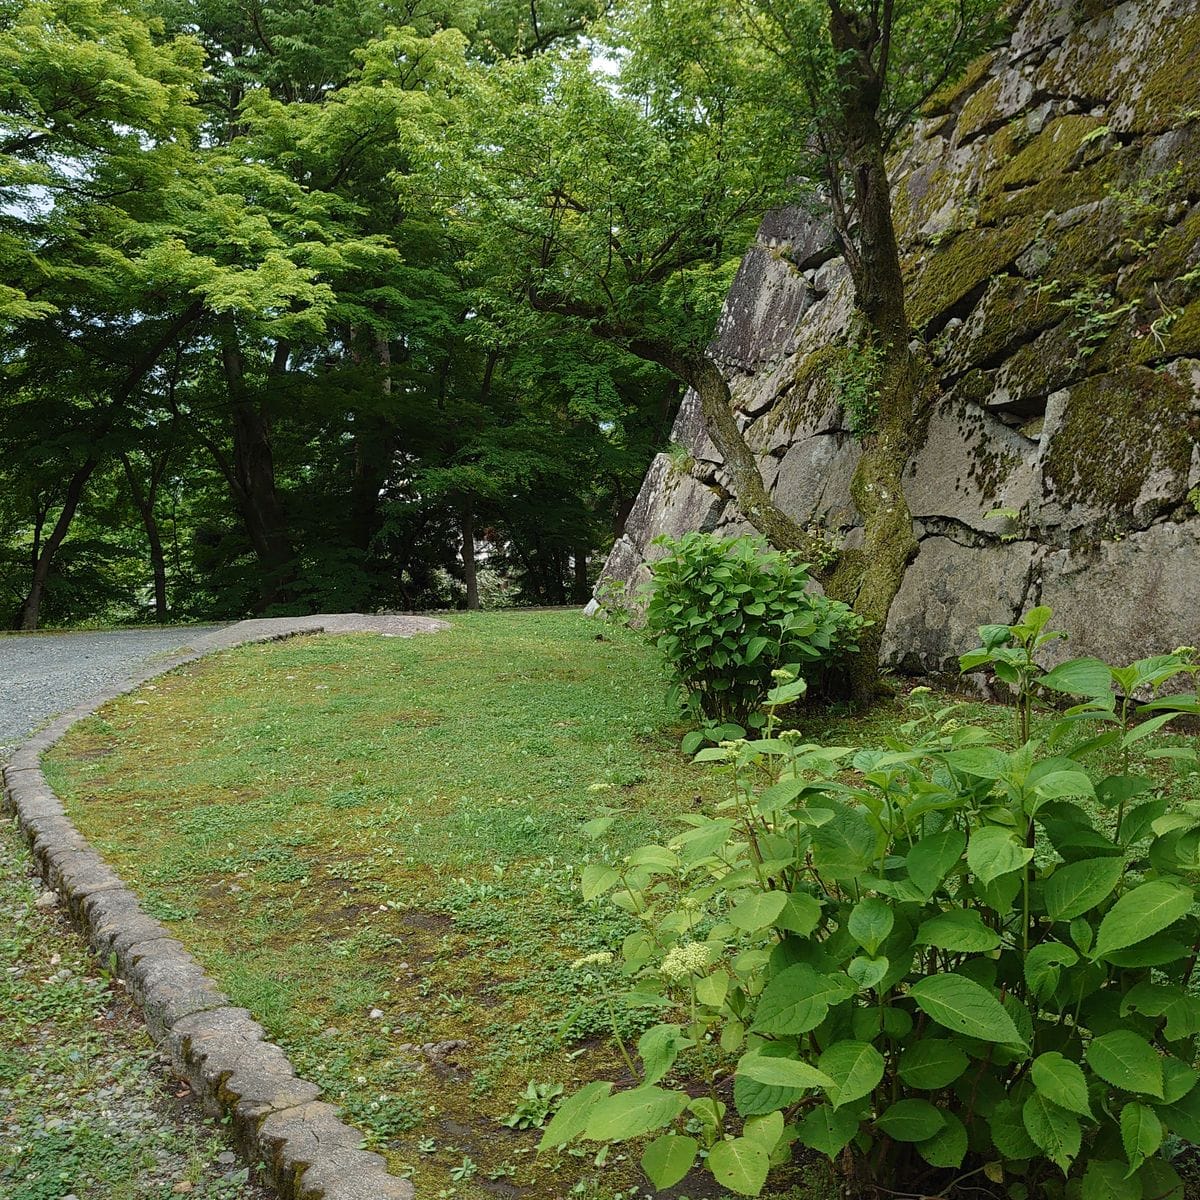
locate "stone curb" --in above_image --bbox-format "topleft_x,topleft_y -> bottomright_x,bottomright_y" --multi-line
2,616 -> 446,1200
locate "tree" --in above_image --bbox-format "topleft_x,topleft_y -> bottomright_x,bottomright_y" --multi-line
438,0 -> 1002,693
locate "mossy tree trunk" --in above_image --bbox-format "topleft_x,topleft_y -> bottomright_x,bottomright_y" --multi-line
817,1 -> 929,699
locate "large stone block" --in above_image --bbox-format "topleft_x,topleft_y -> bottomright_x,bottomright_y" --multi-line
905,399 -> 1036,531
1037,521 -> 1200,667
882,538 -> 1038,674
772,433 -> 861,530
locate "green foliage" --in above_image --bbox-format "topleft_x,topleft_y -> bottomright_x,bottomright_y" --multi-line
501,1080 -> 565,1129
554,615 -> 1200,1197
643,533 -> 865,725
1052,281 -> 1137,358
832,343 -> 884,440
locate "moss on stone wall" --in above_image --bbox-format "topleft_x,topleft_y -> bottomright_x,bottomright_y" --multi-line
1132,16 -> 1200,131
979,145 -> 1124,223
925,50 -> 999,117
1042,366 -> 1194,510
995,115 -> 1105,191
905,216 -> 1040,330
1163,299 -> 1200,358
956,75 -> 1005,141
765,344 -> 849,440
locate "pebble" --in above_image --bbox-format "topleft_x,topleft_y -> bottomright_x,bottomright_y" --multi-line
35,891 -> 58,909
368,1008 -> 384,1020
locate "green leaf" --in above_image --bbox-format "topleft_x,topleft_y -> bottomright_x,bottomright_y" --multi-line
728,890 -> 789,932
1022,1093 -> 1081,1173
1120,1102 -> 1162,1175
1135,1158 -> 1184,1200
539,1081 -> 612,1149
1091,881 -> 1193,961
707,1137 -> 769,1196
637,1024 -> 692,1087
915,908 -> 1001,952
1031,769 -> 1096,801
752,965 -> 852,1035
795,1104 -> 859,1158
744,636 -> 771,664
695,971 -> 728,1010
583,1085 -> 689,1142
1120,981 -> 1200,1041
681,730 -> 705,756
897,1040 -> 970,1090
733,1044 -> 806,1116
909,975 -> 1025,1045
1159,1079 -> 1200,1141
847,897 -> 893,955
1086,1030 -> 1164,1098
641,1134 -> 697,1190
1031,1052 -> 1091,1118
847,955 -> 889,990
581,864 -> 620,902
775,892 -> 823,935
811,802 -> 877,880
1040,657 -> 1113,697
735,1050 -> 834,1091
875,1099 -> 945,1142
906,828 -> 966,896
916,1110 -> 967,1169
742,1110 -> 784,1153
1162,1057 -> 1199,1104
968,826 -> 1035,885
1082,1159 -> 1142,1200
990,1099 -> 1038,1159
817,1041 -> 884,1109
1044,857 -> 1125,921
943,747 -> 1010,779
1024,942 -> 1079,1001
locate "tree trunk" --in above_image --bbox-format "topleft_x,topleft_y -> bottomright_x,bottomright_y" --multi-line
461,497 -> 479,610
122,453 -> 169,622
15,302 -> 202,631
572,543 -> 590,603
18,457 -> 98,630
220,320 -> 294,609
818,4 -> 928,698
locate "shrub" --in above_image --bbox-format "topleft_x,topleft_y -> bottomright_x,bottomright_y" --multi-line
644,532 -> 865,726
549,610 -> 1200,1199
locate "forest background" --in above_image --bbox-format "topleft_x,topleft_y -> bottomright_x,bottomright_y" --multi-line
0,0 -> 714,628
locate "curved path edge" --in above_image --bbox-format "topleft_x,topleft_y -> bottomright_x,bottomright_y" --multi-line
2,614 -> 448,1200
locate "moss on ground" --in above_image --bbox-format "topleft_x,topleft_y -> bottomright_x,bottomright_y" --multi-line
0,823 -> 268,1200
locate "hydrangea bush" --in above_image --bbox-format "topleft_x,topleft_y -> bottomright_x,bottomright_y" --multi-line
549,610 -> 1200,1200
643,532 -> 865,727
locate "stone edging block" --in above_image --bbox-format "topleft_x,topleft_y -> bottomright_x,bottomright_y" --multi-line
1,615 -> 445,1200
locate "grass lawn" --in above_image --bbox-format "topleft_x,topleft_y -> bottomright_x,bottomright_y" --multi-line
42,611 -> 1200,1199
44,612 -> 737,1199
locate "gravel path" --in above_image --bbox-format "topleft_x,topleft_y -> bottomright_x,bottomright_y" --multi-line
0,626 -> 226,758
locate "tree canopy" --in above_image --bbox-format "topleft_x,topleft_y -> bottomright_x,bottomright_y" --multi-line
0,0 -> 1001,633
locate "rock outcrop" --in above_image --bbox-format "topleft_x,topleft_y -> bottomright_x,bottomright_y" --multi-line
597,0 -> 1200,673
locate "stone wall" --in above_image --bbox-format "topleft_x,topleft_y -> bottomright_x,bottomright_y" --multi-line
597,0 -> 1200,673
